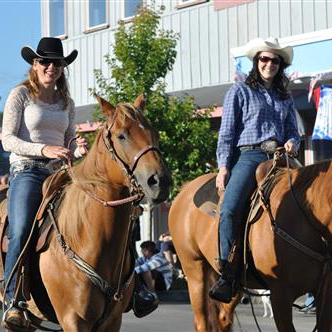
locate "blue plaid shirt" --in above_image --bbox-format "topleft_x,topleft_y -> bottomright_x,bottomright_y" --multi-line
216,81 -> 300,168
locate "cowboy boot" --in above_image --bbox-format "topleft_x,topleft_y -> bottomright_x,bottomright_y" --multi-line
1,306 -> 28,332
132,274 -> 159,318
209,261 -> 238,303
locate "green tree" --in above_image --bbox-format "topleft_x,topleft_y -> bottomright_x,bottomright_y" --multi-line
93,6 -> 218,198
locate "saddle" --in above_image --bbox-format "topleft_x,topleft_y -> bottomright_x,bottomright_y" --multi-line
192,155 -> 302,287
193,174 -> 219,218
193,155 -> 302,220
0,168 -> 71,324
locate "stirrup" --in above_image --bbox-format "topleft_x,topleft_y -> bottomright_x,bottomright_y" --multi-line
132,288 -> 159,318
2,300 -> 32,332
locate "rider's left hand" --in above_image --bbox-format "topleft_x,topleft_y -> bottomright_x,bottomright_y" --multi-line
284,140 -> 297,156
76,136 -> 89,156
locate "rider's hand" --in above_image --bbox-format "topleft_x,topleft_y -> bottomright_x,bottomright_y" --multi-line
216,167 -> 230,193
284,140 -> 297,156
76,136 -> 88,156
42,145 -> 71,160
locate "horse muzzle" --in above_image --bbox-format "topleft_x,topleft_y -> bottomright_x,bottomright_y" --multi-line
142,170 -> 172,204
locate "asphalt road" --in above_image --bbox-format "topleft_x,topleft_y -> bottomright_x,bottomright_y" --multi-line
0,302 -> 316,331
121,301 -> 316,332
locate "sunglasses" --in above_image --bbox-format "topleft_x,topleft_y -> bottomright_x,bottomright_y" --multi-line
36,58 -> 65,67
258,55 -> 281,65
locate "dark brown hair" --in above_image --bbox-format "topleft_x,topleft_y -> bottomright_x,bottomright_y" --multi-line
245,53 -> 291,100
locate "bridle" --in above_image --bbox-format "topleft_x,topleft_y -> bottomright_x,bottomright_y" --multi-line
82,114 -> 162,207
54,108 -> 164,331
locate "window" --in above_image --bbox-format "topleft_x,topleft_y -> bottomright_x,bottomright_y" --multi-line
49,0 -> 65,37
178,0 -> 195,4
88,0 -> 106,27
176,0 -> 207,9
124,0 -> 142,19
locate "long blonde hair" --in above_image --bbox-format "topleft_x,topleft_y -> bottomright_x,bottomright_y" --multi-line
22,65 -> 71,107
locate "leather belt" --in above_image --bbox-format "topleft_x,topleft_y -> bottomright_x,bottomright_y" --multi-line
10,159 -> 63,174
238,140 -> 279,154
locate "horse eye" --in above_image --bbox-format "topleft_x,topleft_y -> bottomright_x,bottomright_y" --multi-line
117,133 -> 126,141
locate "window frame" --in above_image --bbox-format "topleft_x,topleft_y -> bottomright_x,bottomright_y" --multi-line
47,0 -> 67,39
122,0 -> 144,21
84,0 -> 109,34
176,0 -> 207,9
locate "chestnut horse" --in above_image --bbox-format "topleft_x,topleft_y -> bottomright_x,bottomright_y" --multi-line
169,159 -> 332,332
1,95 -> 171,332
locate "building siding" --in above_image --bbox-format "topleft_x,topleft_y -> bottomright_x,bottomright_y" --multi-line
41,0 -> 332,109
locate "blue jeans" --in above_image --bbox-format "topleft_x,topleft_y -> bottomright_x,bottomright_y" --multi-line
219,148 -> 270,262
4,162 -> 50,301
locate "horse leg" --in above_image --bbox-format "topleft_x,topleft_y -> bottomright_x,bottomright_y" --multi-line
269,288 -> 295,332
315,275 -> 332,331
183,259 -> 211,332
60,312 -> 93,332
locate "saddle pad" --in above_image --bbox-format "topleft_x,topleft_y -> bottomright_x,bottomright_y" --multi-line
193,175 -> 220,218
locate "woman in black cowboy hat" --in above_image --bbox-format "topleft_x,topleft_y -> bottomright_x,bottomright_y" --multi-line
1,37 -> 87,329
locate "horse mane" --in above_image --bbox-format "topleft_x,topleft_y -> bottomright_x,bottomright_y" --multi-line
115,102 -> 151,129
57,102 -> 150,247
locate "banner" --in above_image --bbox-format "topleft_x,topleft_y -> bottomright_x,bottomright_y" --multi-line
312,85 -> 332,141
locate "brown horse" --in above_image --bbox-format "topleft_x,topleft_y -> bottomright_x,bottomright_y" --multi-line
169,160 -> 332,332
1,94 -> 171,332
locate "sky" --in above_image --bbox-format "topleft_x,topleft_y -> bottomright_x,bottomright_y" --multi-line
0,0 -> 41,112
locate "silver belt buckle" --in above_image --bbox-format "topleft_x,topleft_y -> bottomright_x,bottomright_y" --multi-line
46,159 -> 63,173
260,140 -> 278,154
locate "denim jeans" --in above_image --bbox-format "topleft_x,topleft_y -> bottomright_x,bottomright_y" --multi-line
4,162 -> 50,301
219,148 -> 270,261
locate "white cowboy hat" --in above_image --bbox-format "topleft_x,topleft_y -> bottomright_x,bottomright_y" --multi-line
245,37 -> 293,65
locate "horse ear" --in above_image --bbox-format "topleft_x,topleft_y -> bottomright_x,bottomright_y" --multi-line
93,93 -> 116,117
133,94 -> 146,111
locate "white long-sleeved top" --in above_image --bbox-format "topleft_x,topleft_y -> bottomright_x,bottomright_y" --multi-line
2,85 -> 77,164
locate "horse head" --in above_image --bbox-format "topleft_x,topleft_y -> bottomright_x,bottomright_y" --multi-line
94,94 -> 171,204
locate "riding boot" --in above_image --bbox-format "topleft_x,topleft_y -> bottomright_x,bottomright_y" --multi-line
209,261 -> 238,303
132,274 -> 159,318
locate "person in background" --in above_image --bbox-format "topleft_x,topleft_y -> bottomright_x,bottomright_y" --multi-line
1,37 -> 87,330
209,37 -> 300,303
135,241 -> 173,295
157,232 -> 176,267
300,293 -> 316,314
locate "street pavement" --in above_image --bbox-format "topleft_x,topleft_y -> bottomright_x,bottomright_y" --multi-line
0,301 -> 316,331
121,301 -> 316,332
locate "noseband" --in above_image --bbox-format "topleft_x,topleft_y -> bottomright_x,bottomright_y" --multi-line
83,111 -> 162,208
102,124 -> 161,175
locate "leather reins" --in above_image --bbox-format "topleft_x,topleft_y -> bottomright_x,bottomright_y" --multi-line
51,111 -> 162,331
243,150 -> 331,332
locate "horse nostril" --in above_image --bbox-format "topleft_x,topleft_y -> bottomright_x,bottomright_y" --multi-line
148,174 -> 159,187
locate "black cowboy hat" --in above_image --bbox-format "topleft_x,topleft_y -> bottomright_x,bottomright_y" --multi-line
21,37 -> 78,66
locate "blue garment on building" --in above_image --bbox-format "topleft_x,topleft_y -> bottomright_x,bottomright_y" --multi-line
135,252 -> 173,290
216,81 -> 300,168
312,85 -> 332,141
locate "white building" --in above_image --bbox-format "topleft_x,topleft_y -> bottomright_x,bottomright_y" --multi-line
41,0 -> 332,237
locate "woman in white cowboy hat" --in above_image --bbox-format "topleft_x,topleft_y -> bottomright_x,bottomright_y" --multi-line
209,37 -> 300,303
1,37 -> 87,329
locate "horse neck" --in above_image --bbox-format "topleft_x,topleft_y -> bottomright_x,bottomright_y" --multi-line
81,132 -> 130,189
57,134 -> 134,277
295,160 -> 332,242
